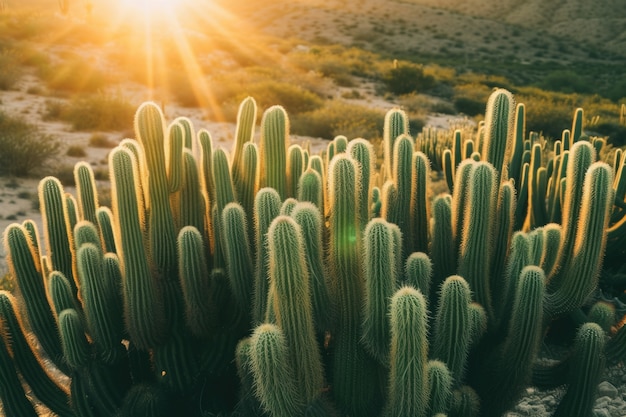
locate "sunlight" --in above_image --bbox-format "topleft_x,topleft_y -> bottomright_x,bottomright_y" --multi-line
120,0 -> 186,15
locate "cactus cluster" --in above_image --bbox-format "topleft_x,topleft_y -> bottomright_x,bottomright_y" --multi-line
0,90 -> 625,417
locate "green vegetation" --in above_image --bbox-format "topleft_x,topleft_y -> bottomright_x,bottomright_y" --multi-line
45,94 -> 135,131
0,111 -> 59,176
0,93 -> 624,416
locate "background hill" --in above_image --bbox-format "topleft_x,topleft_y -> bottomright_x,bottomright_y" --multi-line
219,0 -> 626,95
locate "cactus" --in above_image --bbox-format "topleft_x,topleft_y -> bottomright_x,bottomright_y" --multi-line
291,202 -> 333,334
361,218 -> 397,363
0,92 -> 620,417
383,108 -> 409,181
0,318 -> 39,417
110,147 -> 166,349
267,215 -> 325,402
481,89 -> 515,180
231,97 -> 257,196
250,323 -> 304,416
0,291 -> 73,416
432,276 -> 472,386
327,155 -> 382,416
383,286 -> 429,417
260,106 -> 289,199
553,323 -> 606,417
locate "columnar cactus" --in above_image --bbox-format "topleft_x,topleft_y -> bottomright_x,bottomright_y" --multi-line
384,286 -> 429,417
0,92 -> 620,417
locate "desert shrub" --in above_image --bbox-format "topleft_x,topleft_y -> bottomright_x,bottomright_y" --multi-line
399,93 -> 456,115
291,100 -> 385,140
454,96 -> 485,116
89,133 -> 116,148
593,122 -> 626,147
66,145 -> 87,157
0,49 -> 21,90
0,111 -> 60,176
49,94 -> 135,131
538,70 -> 591,94
38,57 -> 108,93
383,64 -> 436,95
517,89 -> 579,140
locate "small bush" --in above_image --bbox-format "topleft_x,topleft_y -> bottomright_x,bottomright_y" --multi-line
454,97 -> 485,117
66,145 -> 87,157
291,100 -> 385,140
89,133 -> 116,148
38,58 -> 108,93
47,94 -> 135,131
383,64 -> 436,95
0,112 -> 60,176
0,49 -> 22,90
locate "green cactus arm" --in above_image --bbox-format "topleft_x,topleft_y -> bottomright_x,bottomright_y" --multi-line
239,142 -> 259,238
39,176 -> 77,296
553,323 -> 606,417
74,220 -> 102,255
430,194 -> 456,296
539,223 -> 561,276
231,97 -> 257,197
48,270 -> 81,318
250,323 -> 304,417
287,144 -> 304,198
457,161 -> 497,320
96,207 -> 117,255
477,266 -> 545,417
297,168 -> 324,214
110,147 -> 166,349
252,187 -> 282,324
489,180 -> 515,297
177,226 -> 216,338
383,286 -> 429,417
388,134 -> 414,261
348,138 -> 374,231
0,320 -> 39,417
588,301 -> 616,332
0,291 -> 74,416
404,251 -> 432,295
260,105 -> 289,199
361,218 -> 397,364
328,155 -> 383,416
74,162 -> 99,224
279,197 -> 298,216
383,108 -> 409,182
411,151 -> 431,253
267,215 -> 325,402
427,360 -> 452,416
508,103 -> 526,188
179,149 -> 205,233
291,202 -> 333,334
77,243 -> 126,364
546,162 -> 613,318
166,122 -> 184,193
212,147 -> 236,214
58,308 -> 91,370
65,193 -> 78,234
135,102 -> 179,285
547,141 -> 594,281
432,275 -> 472,386
222,202 -> 254,314
481,88 -> 515,179
4,224 -> 67,373
198,128 -> 216,209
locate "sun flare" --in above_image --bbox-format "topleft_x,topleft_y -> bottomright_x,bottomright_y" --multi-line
120,0 -> 186,15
